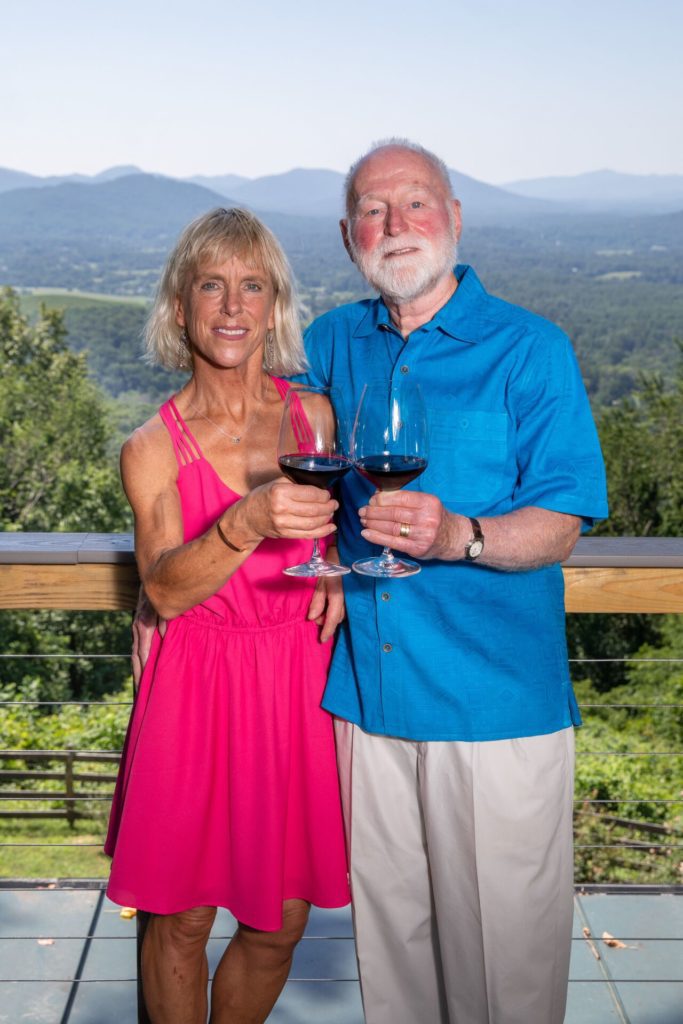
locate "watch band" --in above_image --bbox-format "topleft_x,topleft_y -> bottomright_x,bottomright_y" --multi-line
464,517 -> 485,561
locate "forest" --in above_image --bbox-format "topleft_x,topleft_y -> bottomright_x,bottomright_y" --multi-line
0,260 -> 682,882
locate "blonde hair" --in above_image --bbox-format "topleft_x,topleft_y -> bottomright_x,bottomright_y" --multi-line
144,207 -> 306,376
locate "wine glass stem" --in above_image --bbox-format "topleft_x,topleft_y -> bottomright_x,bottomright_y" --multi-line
310,538 -> 324,564
378,546 -> 396,568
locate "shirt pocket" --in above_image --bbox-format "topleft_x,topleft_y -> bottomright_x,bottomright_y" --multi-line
420,409 -> 509,503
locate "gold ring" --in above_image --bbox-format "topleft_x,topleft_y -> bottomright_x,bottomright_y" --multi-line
399,523 -> 411,538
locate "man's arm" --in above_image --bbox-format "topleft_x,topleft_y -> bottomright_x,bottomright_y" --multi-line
359,491 -> 581,570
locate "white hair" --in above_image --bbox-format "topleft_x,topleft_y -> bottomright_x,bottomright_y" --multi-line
343,137 -> 453,218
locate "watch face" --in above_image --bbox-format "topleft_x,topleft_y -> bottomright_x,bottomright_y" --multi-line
468,539 -> 484,559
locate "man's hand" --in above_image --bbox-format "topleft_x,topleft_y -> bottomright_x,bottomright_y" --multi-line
359,491 -> 460,560
359,494 -> 582,570
131,588 -> 165,691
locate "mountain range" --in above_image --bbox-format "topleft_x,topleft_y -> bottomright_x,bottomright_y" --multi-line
1,165 -> 681,414
0,165 -> 680,313
1,164 -> 682,216
0,165 -> 547,222
503,169 -> 683,210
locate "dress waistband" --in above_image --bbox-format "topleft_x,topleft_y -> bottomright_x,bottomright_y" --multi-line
175,612 -> 314,636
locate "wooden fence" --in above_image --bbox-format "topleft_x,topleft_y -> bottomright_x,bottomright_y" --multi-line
0,750 -> 119,826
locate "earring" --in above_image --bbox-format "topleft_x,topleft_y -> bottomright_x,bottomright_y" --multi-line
264,330 -> 274,370
177,328 -> 190,369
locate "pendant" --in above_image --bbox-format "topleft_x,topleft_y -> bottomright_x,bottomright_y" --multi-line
230,436 -> 241,444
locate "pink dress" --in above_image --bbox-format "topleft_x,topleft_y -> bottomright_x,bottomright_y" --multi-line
105,379 -> 350,930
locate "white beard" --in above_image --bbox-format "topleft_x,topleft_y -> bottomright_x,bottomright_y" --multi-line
349,215 -> 458,303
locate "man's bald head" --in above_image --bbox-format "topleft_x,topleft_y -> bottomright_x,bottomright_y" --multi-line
344,138 -> 453,219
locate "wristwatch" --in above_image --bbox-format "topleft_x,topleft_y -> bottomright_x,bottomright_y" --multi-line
464,517 -> 485,561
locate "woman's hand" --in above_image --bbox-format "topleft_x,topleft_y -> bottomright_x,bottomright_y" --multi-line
307,550 -> 346,643
131,587 -> 166,692
229,477 -> 339,546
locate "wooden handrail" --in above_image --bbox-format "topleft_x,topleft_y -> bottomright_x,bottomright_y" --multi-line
0,533 -> 682,613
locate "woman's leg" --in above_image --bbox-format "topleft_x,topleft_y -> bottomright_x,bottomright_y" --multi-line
210,898 -> 310,1024
141,905 -> 216,1024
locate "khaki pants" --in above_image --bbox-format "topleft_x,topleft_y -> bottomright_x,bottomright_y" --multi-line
335,721 -> 575,1024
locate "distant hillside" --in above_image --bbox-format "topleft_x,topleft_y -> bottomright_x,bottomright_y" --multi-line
219,168 -> 345,217
0,164 -> 556,221
4,162 -> 682,216
504,170 -> 683,212
2,169 -> 682,411
0,167 -> 43,193
447,169 -> 555,220
0,173 -> 362,296
186,173 -> 250,193
0,173 -> 233,242
188,166 -> 552,221
0,164 -> 143,194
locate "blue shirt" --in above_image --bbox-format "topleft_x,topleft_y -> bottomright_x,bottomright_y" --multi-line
302,265 -> 608,741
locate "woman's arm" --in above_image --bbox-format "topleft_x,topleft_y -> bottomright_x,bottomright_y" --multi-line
123,424 -> 339,619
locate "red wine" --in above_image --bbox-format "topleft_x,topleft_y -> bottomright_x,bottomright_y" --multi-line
355,454 -> 427,490
279,454 -> 352,489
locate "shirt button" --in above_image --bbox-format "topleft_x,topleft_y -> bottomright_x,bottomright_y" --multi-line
400,364 -> 409,374
382,643 -> 393,653
381,592 -> 391,601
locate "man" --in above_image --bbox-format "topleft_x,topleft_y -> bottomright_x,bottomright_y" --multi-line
302,139 -> 608,1024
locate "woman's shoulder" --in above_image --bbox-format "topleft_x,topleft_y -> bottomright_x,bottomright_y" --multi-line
121,409 -> 175,477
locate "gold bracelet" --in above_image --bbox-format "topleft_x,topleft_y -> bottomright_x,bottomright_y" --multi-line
216,520 -> 245,552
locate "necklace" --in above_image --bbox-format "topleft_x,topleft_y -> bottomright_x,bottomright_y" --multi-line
186,379 -> 270,445
188,401 -> 247,444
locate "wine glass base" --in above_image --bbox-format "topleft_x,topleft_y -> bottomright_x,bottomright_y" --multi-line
283,561 -> 352,578
352,556 -> 421,578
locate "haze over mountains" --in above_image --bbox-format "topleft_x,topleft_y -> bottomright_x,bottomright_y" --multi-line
503,169 -> 683,210
1,164 -> 682,216
0,160 -> 681,306
0,165 -> 545,222
1,161 -> 681,413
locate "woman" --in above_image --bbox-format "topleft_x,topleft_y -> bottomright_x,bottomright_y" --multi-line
105,208 -> 350,1024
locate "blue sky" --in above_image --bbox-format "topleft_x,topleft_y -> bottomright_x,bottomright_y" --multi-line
2,0 -> 681,183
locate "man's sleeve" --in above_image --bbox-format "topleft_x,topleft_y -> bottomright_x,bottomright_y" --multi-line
510,331 -> 608,530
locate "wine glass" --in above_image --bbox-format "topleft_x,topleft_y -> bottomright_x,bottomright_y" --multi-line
351,380 -> 429,578
277,384 -> 352,577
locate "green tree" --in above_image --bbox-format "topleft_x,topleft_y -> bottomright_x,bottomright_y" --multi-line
0,288 -> 129,532
0,289 -> 132,702
568,352 -> 683,690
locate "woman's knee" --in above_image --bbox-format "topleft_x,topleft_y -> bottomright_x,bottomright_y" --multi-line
280,899 -> 310,945
147,906 -> 217,956
238,900 -> 309,965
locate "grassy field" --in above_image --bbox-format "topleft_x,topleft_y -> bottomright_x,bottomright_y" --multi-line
17,288 -> 148,318
0,817 -> 111,878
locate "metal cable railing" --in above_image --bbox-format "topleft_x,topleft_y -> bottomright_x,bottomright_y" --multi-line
1,655 -> 681,867
2,669 -> 682,1016
1,531 -> 682,1022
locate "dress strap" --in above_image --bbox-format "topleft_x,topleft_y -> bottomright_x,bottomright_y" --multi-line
270,376 -> 291,400
159,398 -> 203,468
270,376 -> 315,451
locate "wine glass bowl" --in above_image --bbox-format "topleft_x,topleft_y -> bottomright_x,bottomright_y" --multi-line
355,453 -> 428,491
351,381 -> 429,578
277,385 -> 352,577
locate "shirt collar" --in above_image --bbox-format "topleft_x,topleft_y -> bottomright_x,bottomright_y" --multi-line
352,265 -> 488,344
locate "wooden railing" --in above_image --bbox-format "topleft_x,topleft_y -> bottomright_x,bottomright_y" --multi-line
0,533 -> 682,613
